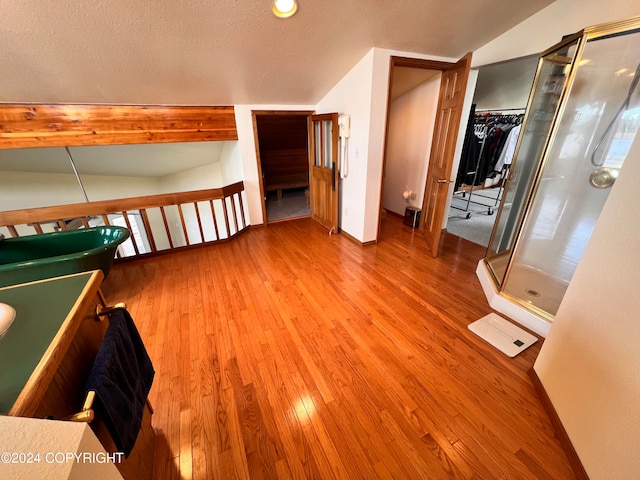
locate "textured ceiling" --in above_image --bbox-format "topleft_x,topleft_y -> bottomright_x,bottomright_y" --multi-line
0,0 -> 554,106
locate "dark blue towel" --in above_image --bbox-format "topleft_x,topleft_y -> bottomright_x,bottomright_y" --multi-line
85,308 -> 155,457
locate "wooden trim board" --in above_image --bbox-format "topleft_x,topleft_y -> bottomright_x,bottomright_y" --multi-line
0,104 -> 237,148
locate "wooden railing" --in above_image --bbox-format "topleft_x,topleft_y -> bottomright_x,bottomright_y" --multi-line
0,182 -> 248,260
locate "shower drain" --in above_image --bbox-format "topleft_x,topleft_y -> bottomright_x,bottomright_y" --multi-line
525,289 -> 541,297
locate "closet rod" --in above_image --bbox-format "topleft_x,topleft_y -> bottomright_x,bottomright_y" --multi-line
475,107 -> 526,113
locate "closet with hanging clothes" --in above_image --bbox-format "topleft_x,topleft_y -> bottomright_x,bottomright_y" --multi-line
451,106 -> 524,218
456,107 -> 524,190
445,55 -> 538,246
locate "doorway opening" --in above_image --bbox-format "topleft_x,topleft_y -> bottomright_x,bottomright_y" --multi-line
378,54 -> 472,257
253,111 -> 313,223
380,66 -> 442,227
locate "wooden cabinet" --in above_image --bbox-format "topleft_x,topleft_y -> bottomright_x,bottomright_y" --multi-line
0,271 -> 156,480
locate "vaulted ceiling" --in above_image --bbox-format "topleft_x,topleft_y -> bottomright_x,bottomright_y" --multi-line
1,0 -> 554,106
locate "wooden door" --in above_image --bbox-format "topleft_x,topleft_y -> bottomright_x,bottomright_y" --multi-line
308,113 -> 339,233
421,53 -> 472,256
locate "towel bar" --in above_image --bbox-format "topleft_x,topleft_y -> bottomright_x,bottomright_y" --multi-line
95,302 -> 126,320
64,390 -> 95,423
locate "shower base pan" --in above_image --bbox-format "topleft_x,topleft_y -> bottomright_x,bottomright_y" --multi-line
476,260 -> 551,337
468,313 -> 538,357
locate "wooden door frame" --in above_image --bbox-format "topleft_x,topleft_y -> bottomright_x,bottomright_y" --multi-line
376,56 -> 460,241
251,110 -> 314,225
308,112 -> 340,233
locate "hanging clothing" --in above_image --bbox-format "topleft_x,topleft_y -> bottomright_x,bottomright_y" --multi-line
495,123 -> 521,171
454,111 -> 523,188
456,105 -> 480,189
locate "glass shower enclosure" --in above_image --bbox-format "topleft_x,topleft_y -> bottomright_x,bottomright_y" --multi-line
481,16 -> 640,328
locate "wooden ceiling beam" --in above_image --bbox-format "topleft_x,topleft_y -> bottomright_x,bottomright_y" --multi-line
0,104 -> 237,149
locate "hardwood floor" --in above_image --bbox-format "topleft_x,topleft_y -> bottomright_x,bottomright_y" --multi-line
101,216 -> 575,479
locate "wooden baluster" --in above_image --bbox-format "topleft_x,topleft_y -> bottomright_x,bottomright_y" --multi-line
159,207 -> 174,249
222,197 -> 231,239
238,193 -> 247,229
229,195 -> 239,235
140,209 -> 157,252
209,200 -> 220,241
177,204 -> 190,246
193,202 -> 205,244
121,211 -> 140,256
0,184 -> 247,251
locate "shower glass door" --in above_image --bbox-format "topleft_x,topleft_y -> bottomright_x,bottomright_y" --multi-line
485,38 -> 580,284
501,28 -> 640,316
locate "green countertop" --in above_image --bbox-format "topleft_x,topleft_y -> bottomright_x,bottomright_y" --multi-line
0,272 -> 95,414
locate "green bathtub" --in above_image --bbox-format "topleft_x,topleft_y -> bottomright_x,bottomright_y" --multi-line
0,226 -> 130,288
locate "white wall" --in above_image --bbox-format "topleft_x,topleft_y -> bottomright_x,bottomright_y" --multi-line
0,171 -> 162,211
159,162 -> 224,192
383,74 -> 441,215
0,141 -> 239,212
473,55 -> 538,111
316,47 -> 457,242
0,170 -> 170,241
223,50 -> 459,242
0,171 -> 88,210
79,174 -> 161,201
234,104 -> 315,227
473,1 -> 640,67
533,133 -> 640,479
220,140 -> 243,185
0,415 -> 122,479
316,49 -> 376,241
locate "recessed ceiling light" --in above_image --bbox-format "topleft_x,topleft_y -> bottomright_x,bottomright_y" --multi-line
273,0 -> 298,18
